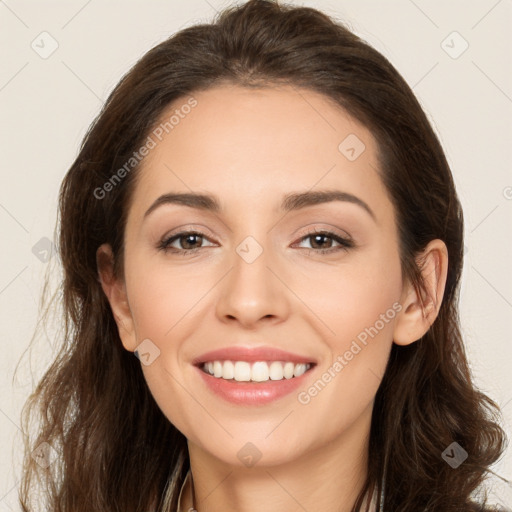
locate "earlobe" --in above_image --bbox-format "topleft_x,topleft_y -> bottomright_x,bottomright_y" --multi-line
393,239 -> 448,346
96,244 -> 138,352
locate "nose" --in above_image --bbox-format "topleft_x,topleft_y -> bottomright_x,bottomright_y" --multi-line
215,240 -> 291,329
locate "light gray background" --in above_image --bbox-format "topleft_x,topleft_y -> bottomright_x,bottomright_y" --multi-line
1,0 -> 511,509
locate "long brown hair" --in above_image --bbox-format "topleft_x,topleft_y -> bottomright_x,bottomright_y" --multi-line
17,1 -> 507,510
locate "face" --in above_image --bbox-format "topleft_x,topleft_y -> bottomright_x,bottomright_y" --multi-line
101,84 -> 414,469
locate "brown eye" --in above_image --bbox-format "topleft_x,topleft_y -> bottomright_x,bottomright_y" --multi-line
295,230 -> 354,254
158,231 -> 215,254
177,233 -> 204,250
309,233 -> 335,250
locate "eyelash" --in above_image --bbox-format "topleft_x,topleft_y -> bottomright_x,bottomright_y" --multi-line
157,229 -> 354,256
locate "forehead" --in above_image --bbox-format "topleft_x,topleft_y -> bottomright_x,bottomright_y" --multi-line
128,84 -> 389,219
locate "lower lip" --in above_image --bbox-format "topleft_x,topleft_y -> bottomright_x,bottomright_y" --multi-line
195,365 -> 315,405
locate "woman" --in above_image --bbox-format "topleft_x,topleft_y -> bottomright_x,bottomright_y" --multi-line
18,0 -> 507,510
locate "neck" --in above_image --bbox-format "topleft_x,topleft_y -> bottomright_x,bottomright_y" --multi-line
184,403 -> 373,512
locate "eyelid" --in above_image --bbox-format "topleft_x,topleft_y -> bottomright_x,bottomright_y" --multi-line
161,224 -> 216,240
293,223 -> 353,242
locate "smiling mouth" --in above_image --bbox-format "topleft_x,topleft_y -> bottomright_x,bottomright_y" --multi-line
198,360 -> 316,382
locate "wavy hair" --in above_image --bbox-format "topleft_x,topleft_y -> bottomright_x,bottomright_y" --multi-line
17,1 -> 507,510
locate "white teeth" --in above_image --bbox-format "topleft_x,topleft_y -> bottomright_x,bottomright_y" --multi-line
234,361 -> 251,381
250,361 -> 269,382
213,361 -> 223,378
201,360 -> 312,382
293,363 -> 307,377
283,362 -> 295,379
269,361 -> 284,380
223,360 -> 235,379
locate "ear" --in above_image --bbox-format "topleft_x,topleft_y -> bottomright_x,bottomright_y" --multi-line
96,243 -> 137,352
393,239 -> 449,346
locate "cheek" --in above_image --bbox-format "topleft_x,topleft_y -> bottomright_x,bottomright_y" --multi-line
293,246 -> 401,401
293,266 -> 400,440
293,246 -> 402,349
123,257 -> 209,434
333,265 -> 401,348
125,253 -> 216,340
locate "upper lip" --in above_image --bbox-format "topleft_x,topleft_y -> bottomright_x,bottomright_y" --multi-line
192,346 -> 317,365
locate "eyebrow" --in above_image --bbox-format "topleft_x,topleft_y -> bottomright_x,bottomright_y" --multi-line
143,189 -> 376,221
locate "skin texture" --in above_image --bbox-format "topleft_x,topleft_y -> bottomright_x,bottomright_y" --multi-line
98,84 -> 448,512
